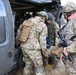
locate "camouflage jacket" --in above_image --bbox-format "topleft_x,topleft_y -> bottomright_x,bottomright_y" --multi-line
47,21 -> 60,46
60,17 -> 76,53
20,16 -> 48,50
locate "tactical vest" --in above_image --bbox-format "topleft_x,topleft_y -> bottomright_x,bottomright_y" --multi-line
20,17 -> 47,49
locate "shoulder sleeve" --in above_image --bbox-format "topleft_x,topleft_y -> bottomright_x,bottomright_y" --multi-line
67,41 -> 76,52
67,20 -> 76,52
39,23 -> 48,49
72,21 -> 76,35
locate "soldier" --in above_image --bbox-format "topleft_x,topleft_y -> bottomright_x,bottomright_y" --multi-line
16,11 -> 63,75
46,13 -> 65,57
19,11 -> 50,75
61,2 -> 76,75
63,1 -> 76,57
46,12 -> 60,48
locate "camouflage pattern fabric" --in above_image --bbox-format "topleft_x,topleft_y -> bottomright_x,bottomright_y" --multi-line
63,1 -> 76,12
64,18 -> 76,53
22,47 -> 45,75
21,16 -> 47,50
64,54 -> 76,75
54,22 -> 60,46
60,17 -> 76,53
47,21 -> 60,46
60,17 -> 76,75
20,16 -> 48,75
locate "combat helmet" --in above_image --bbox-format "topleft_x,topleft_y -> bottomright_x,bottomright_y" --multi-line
37,11 -> 48,19
63,1 -> 76,12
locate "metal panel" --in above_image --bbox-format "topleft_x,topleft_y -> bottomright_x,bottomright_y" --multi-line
0,0 -> 14,75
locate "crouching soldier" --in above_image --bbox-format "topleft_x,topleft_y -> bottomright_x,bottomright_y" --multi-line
17,11 -> 50,75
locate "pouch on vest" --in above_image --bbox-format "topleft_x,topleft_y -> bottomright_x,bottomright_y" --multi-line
19,20 -> 35,43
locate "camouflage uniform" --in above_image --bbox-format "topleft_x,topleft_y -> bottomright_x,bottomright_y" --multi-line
63,2 -> 76,13
66,18 -> 76,53
54,22 -> 60,46
64,18 -> 76,75
61,2 -> 76,74
20,16 -> 48,75
63,1 -> 76,53
47,21 -> 60,46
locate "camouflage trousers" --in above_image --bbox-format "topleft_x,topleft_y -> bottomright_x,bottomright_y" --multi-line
21,47 -> 45,75
64,54 -> 76,75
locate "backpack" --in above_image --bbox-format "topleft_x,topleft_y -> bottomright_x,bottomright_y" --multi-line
18,20 -> 35,43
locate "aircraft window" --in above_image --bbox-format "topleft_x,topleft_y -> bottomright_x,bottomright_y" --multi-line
0,0 -> 6,17
0,0 -> 6,44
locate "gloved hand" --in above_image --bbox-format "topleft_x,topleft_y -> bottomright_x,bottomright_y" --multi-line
51,47 -> 63,57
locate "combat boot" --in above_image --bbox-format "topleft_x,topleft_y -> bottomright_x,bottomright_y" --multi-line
51,47 -> 63,57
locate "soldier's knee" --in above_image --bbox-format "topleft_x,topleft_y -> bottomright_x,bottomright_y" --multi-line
34,58 -> 43,68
